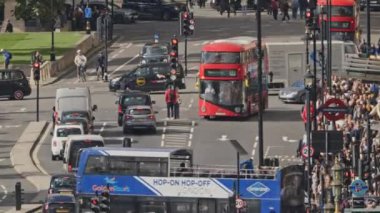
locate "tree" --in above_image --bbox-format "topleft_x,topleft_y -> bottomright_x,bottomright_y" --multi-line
14,0 -> 65,28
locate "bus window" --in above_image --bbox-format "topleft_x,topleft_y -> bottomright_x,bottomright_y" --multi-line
138,159 -> 168,177
201,52 -> 240,64
138,201 -> 166,213
198,199 -> 216,213
331,6 -> 354,16
200,80 -> 243,106
85,156 -> 107,174
169,202 -> 196,213
108,156 -> 137,175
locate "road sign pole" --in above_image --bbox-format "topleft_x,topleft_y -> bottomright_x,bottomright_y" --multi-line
36,79 -> 39,122
306,89 -> 311,210
236,151 -> 240,213
184,35 -> 188,76
312,17 -> 317,131
257,0 -> 264,167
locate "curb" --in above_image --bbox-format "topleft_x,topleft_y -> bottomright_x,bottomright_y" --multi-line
41,35 -> 121,86
26,206 -> 42,213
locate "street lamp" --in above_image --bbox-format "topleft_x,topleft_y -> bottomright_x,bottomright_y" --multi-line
218,135 -> 248,213
304,69 -> 314,211
331,157 -> 343,213
50,0 -> 56,61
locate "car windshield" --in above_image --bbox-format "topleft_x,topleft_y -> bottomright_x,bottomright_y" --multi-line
51,176 -> 76,189
291,81 -> 304,88
200,80 -> 243,106
56,128 -> 82,137
143,45 -> 168,55
122,96 -> 150,107
201,52 -> 240,64
128,108 -> 151,115
48,195 -> 75,203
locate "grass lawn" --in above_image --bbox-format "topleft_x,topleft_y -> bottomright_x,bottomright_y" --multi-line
0,32 -> 85,64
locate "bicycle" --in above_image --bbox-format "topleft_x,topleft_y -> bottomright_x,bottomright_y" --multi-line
79,65 -> 86,82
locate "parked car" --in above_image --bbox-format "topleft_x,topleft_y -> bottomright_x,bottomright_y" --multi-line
88,1 -> 138,24
51,124 -> 84,161
115,90 -> 154,126
109,62 -> 186,92
140,42 -> 170,65
43,194 -> 77,213
123,105 -> 157,134
48,174 -> 76,195
122,0 -> 186,21
0,69 -> 31,100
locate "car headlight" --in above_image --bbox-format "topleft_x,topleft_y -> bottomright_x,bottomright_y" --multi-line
112,77 -> 121,83
174,6 -> 179,10
141,59 -> 147,64
289,91 -> 298,96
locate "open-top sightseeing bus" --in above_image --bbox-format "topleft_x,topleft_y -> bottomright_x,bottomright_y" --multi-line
76,147 -> 281,213
198,37 -> 268,119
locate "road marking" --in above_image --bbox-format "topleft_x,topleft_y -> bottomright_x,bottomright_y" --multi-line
0,185 -> 7,201
282,136 -> 299,143
189,65 -> 198,71
99,122 -> 107,135
111,54 -> 139,75
188,121 -> 195,147
0,124 -> 21,129
264,146 -> 271,158
32,122 -> 52,176
187,98 -> 194,110
0,159 -> 5,162
161,127 -> 166,147
20,108 -> 27,112
251,136 -> 259,156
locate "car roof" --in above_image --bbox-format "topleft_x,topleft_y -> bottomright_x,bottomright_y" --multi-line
67,134 -> 104,141
119,90 -> 150,96
51,174 -> 76,179
138,62 -> 170,68
144,42 -> 169,47
55,124 -> 83,129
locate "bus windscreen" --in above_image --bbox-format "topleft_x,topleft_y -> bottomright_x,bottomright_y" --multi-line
201,52 -> 240,64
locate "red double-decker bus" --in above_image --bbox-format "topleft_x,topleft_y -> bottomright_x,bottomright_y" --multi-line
198,37 -> 268,119
317,0 -> 359,42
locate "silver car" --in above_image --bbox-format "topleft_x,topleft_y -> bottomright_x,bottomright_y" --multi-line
278,80 -> 306,103
123,105 -> 157,134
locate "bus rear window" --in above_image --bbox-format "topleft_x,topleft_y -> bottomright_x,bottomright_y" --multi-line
205,69 -> 237,77
201,52 -> 240,64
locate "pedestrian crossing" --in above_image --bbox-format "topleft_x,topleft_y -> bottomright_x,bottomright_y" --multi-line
161,119 -> 196,148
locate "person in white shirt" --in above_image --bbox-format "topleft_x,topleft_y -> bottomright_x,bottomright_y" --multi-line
74,50 -> 87,80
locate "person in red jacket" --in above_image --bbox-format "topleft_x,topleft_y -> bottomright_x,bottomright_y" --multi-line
165,85 -> 178,119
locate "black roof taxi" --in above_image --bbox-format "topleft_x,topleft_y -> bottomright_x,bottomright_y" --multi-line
0,69 -> 31,100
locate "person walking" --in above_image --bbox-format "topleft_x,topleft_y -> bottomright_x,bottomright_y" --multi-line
174,87 -> 181,119
74,49 -> 87,81
52,106 -> 57,130
31,50 -> 43,64
1,49 -> 12,69
271,0 -> 279,20
299,0 -> 307,19
5,20 -> 13,33
165,85 -> 176,119
291,0 -> 299,19
241,0 -> 248,15
96,51 -> 106,80
281,0 -> 290,22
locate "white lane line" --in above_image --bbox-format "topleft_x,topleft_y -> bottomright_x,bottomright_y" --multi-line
20,108 -> 27,112
161,127 -> 167,147
111,53 -> 120,59
264,146 -> 271,158
0,185 -> 7,201
282,136 -> 299,143
99,122 -> 107,135
251,136 -> 259,156
33,123 -> 52,176
189,65 -> 198,70
188,121 -> 195,147
4,125 -> 21,128
187,98 -> 194,110
111,54 -> 139,75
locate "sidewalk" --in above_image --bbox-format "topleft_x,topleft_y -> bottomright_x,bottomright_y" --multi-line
5,204 -> 42,213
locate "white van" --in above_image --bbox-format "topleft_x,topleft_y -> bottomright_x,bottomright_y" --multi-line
63,135 -> 104,173
51,124 -> 84,161
55,87 -> 97,132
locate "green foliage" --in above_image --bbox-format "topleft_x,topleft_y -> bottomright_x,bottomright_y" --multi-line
14,0 -> 66,26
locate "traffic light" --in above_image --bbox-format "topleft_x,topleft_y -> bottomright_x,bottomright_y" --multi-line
90,197 -> 100,213
305,9 -> 313,27
170,37 -> 179,69
33,62 -> 40,81
99,190 -> 111,213
182,12 -> 195,36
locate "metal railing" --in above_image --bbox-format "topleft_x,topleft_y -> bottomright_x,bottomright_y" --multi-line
170,165 -> 279,179
343,56 -> 380,76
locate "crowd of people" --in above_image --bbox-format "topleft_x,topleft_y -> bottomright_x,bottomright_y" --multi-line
359,38 -> 380,58
308,76 -> 380,210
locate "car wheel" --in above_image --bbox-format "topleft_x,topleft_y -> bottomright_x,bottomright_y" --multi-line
300,94 -> 306,103
123,126 -> 129,134
13,90 -> 24,100
162,11 -> 171,21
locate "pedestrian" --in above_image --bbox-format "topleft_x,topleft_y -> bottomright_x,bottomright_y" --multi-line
219,0 -> 230,17
298,0 -> 307,19
174,87 -> 180,119
271,0 -> 279,20
165,85 -> 176,119
1,49 -> 12,69
5,20 -> 13,33
241,0 -> 248,15
96,51 -> 106,80
269,71 -> 274,83
291,0 -> 299,19
281,1 -> 290,22
52,106 -> 57,130
31,50 -> 43,64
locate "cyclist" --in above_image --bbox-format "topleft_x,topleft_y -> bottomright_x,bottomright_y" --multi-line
96,52 -> 106,81
74,50 -> 87,81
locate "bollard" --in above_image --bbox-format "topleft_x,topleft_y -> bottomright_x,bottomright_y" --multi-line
123,137 -> 132,148
15,182 -> 22,210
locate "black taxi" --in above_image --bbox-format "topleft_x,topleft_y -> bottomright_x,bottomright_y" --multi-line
109,62 -> 186,92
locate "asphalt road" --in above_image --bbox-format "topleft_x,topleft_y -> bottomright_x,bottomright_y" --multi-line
0,6 -> 379,211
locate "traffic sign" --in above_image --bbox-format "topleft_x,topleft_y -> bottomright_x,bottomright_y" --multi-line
301,145 -> 314,158
350,179 -> 368,197
318,98 -> 348,121
85,7 -> 92,19
136,77 -> 146,86
235,198 -> 246,209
